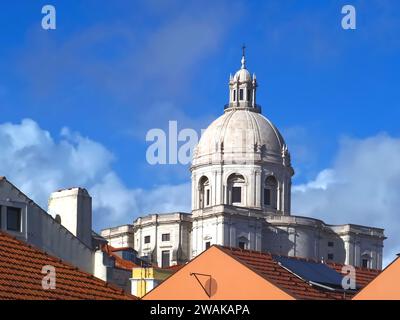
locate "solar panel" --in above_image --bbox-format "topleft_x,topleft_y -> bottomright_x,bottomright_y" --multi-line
273,255 -> 344,288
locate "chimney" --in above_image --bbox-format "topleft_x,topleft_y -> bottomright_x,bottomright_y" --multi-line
48,188 -> 92,249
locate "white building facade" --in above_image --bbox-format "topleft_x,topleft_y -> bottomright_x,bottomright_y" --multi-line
101,53 -> 385,270
102,213 -> 192,268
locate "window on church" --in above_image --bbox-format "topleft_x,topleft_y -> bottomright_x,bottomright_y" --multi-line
232,187 -> 241,203
239,89 -> 244,100
247,89 -> 250,101
264,176 -> 277,209
162,233 -> 170,241
328,241 -> 334,247
327,253 -> 334,260
227,174 -> 245,206
144,235 -> 150,244
264,188 -> 271,206
233,90 -> 236,101
362,259 -> 369,268
199,176 -> 210,209
238,241 -> 246,249
205,241 -> 211,250
6,207 -> 21,232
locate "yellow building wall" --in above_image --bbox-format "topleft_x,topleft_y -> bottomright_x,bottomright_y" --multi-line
132,267 -> 173,298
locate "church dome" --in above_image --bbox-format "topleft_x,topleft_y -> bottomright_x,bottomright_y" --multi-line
191,47 -> 294,217
191,47 -> 292,170
193,108 -> 286,164
234,68 -> 251,82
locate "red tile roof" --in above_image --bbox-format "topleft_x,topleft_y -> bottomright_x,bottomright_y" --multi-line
0,231 -> 136,300
217,246 -> 379,300
101,244 -> 139,271
327,262 -> 380,288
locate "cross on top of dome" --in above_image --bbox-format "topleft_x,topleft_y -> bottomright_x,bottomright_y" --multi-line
241,44 -> 246,69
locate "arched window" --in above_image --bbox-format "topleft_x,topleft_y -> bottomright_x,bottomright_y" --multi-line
199,176 -> 210,209
227,174 -> 245,206
264,176 -> 278,209
233,90 -> 236,102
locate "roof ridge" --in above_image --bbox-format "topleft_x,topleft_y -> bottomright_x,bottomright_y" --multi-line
216,246 -> 355,300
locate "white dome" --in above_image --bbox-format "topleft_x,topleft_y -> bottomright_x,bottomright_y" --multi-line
193,109 -> 286,164
234,68 -> 251,82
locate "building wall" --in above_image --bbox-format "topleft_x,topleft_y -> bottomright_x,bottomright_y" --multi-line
191,207 -> 264,257
131,267 -> 173,298
133,213 -> 192,267
191,207 -> 385,269
191,163 -> 292,215
338,231 -> 384,270
101,225 -> 135,248
93,250 -> 132,292
48,188 -> 92,249
0,180 -> 94,274
264,216 -> 384,269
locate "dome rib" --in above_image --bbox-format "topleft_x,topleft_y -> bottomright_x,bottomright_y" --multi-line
193,109 -> 286,164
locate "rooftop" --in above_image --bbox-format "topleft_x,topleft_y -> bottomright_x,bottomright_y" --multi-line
0,231 -> 136,300
102,244 -> 140,271
218,246 -> 380,300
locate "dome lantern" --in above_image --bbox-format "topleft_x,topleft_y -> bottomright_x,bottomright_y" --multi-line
227,46 -> 259,112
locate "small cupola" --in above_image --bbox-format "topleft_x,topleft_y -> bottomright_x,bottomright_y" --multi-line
227,45 -> 259,111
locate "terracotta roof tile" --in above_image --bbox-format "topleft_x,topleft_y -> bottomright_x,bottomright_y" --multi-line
101,244 -> 139,270
327,262 -> 380,288
0,231 -> 136,300
217,246 -> 378,300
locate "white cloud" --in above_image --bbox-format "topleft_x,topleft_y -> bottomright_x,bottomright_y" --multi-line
293,169 -> 336,192
292,133 -> 400,265
0,119 -> 191,230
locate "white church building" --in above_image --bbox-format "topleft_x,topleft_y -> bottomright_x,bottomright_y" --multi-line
101,53 -> 386,270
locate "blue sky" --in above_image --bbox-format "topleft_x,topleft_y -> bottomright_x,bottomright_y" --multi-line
1,1 -> 400,262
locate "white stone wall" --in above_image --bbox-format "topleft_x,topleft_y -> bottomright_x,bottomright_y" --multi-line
101,224 -> 135,248
0,179 -> 94,274
191,205 -> 265,257
265,215 -> 384,269
94,250 -> 131,292
48,188 -> 93,249
133,213 -> 191,267
191,163 -> 292,215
